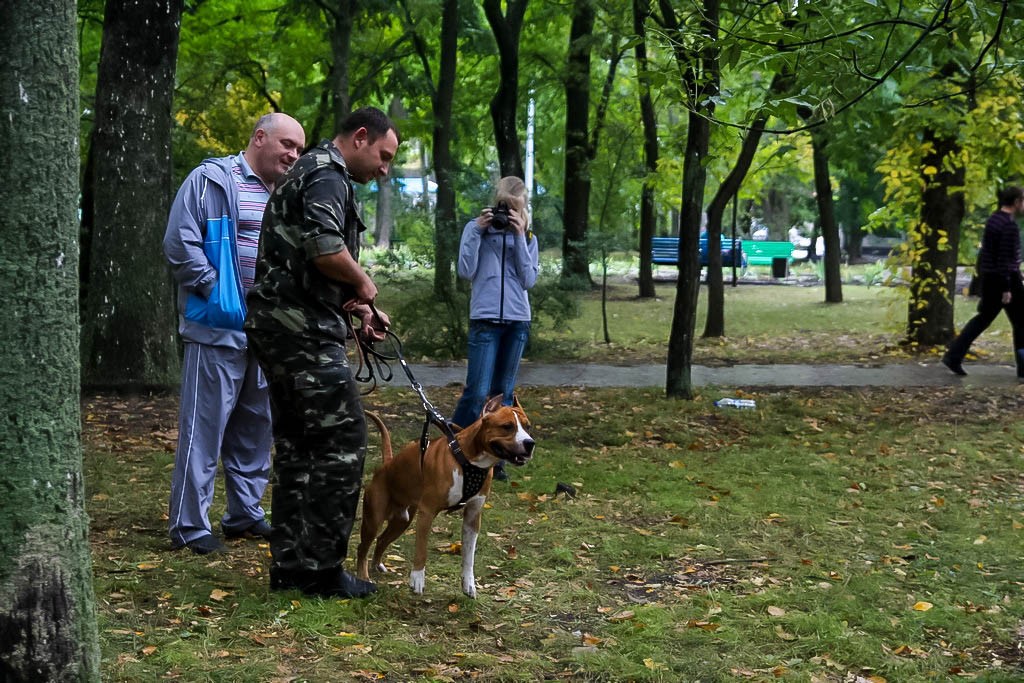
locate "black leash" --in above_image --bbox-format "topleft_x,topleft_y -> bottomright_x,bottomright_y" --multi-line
349,308 -> 488,505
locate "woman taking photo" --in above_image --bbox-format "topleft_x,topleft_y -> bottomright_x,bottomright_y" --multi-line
450,176 -> 540,480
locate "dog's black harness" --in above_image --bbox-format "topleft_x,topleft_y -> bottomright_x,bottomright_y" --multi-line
350,312 -> 493,508
417,401 -> 491,510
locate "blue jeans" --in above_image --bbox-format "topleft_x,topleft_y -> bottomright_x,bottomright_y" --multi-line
451,319 -> 531,429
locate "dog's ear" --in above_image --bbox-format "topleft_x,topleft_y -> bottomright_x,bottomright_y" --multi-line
482,394 -> 504,415
511,394 -> 522,410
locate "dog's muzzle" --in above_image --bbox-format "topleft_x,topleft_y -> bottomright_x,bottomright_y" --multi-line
492,437 -> 535,466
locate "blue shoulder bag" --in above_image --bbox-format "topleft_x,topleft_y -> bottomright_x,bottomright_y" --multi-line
183,215 -> 247,330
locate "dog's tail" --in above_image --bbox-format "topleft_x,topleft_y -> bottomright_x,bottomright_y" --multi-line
364,410 -> 393,464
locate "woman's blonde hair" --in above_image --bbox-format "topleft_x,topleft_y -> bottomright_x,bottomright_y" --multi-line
493,176 -> 529,221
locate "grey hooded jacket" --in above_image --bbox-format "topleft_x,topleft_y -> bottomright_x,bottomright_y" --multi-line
457,219 -> 539,322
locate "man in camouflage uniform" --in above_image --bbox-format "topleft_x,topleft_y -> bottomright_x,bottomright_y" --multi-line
245,107 -> 400,598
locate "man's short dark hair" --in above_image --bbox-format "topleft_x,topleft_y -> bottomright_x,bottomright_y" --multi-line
338,107 -> 400,145
998,185 -> 1023,207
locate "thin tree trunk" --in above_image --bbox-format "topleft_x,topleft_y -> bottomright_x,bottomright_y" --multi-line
484,0 -> 527,179
703,115 -> 767,336
703,71 -> 792,335
810,127 -> 843,303
374,176 -> 393,249
634,0 -> 658,299
561,0 -> 595,286
81,0 -> 183,390
0,1 -> 101,679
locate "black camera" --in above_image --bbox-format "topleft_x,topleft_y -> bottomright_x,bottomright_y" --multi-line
490,201 -> 511,230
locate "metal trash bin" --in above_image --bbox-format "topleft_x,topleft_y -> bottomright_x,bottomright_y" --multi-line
771,256 -> 788,278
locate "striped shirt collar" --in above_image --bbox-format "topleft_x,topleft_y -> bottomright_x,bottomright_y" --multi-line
235,151 -> 268,191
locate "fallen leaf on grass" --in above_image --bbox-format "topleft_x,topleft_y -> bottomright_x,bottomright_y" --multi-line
643,658 -> 666,671
606,610 -> 635,623
209,589 -> 230,602
774,625 -> 797,641
892,644 -> 925,657
912,601 -> 933,611
767,606 -> 786,617
685,620 -> 720,631
141,645 -> 157,656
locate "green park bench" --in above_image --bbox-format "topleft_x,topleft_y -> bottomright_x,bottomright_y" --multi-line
743,240 -> 794,277
743,240 -> 794,266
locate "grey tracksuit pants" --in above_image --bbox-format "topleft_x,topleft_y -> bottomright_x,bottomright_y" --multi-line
168,342 -> 272,546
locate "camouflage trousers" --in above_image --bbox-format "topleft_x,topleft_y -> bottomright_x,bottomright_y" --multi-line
247,331 -> 367,572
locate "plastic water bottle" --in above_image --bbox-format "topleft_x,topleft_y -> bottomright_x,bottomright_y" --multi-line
714,398 -> 757,409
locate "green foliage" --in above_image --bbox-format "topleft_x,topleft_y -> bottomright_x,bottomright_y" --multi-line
375,272 -> 468,360
375,263 -> 581,361
872,71 -> 1024,264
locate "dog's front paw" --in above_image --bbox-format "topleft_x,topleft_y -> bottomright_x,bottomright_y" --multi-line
409,568 -> 425,594
462,577 -> 477,599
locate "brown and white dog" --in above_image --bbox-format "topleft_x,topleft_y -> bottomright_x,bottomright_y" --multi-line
358,395 -> 534,597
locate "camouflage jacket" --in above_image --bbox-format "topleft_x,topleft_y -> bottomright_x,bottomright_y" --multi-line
245,139 -> 367,343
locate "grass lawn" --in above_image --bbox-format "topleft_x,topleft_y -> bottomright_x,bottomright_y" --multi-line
86,381 -> 1024,682
85,271 -> 1024,681
391,275 -> 1016,367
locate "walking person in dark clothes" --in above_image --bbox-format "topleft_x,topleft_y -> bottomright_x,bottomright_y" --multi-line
943,185 -> 1024,377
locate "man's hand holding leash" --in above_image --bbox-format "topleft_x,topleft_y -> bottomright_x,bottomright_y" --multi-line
343,300 -> 389,343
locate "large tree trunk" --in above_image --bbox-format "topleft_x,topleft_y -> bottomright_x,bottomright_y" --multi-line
908,127 -> 964,345
561,0 -> 595,286
634,0 -> 658,299
0,1 -> 101,680
327,0 -> 355,130
484,0 -> 527,179
81,0 -> 183,390
664,0 -> 719,399
810,127 -> 843,303
432,0 -> 459,298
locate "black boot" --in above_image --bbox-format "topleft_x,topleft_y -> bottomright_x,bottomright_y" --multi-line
270,567 -> 377,598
